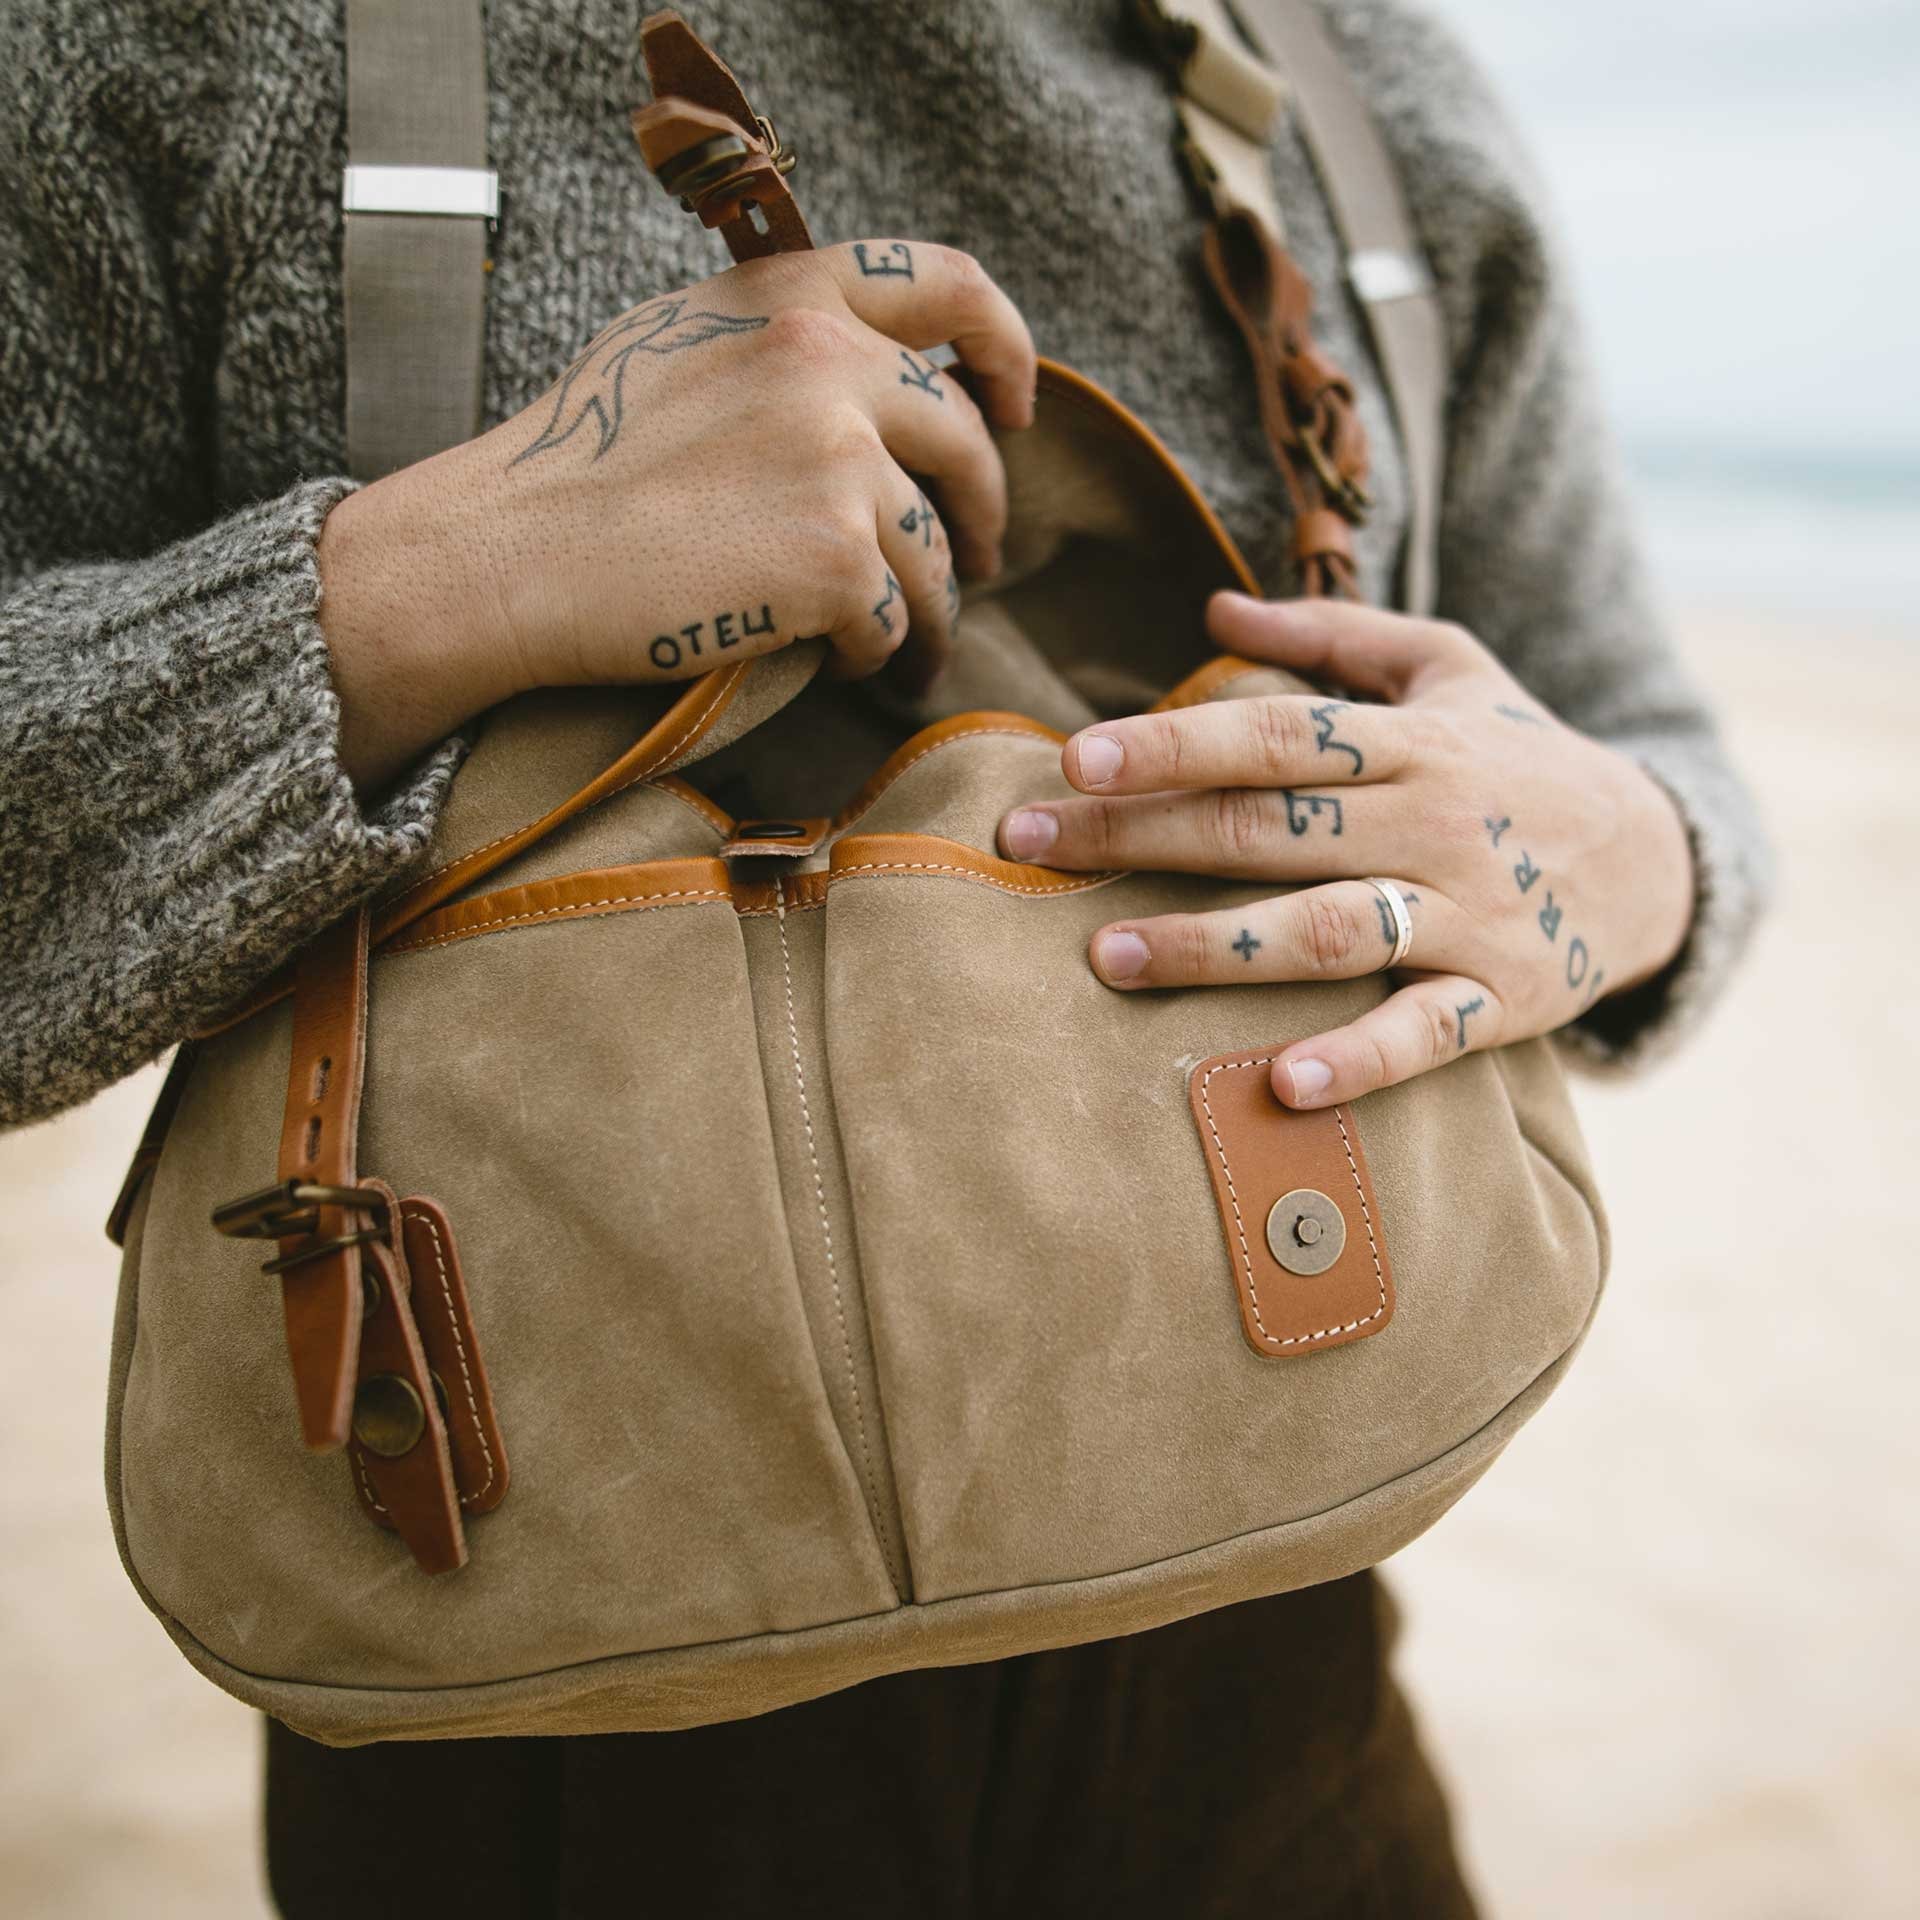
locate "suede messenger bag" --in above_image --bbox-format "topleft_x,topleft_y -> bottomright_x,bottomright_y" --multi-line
102,3 -> 1605,1745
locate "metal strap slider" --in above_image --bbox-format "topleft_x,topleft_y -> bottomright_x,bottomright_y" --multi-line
342,165 -> 501,219
212,1179 -> 389,1242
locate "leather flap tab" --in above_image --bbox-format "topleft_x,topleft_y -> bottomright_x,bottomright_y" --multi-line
1187,1048 -> 1393,1356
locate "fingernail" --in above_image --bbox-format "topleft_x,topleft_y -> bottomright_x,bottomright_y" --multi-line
1286,1057 -> 1333,1105
1076,732 -> 1124,787
1002,809 -> 1058,861
1093,930 -> 1150,982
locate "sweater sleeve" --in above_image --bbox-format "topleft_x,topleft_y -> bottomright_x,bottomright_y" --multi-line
0,25 -> 460,1129
1325,0 -> 1774,1070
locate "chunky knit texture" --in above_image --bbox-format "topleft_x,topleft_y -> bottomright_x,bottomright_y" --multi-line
0,0 -> 1769,1126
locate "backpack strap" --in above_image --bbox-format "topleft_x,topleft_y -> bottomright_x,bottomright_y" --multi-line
341,0 -> 496,480
1234,0 -> 1448,616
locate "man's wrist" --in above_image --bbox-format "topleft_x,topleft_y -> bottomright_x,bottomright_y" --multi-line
316,459 -> 523,794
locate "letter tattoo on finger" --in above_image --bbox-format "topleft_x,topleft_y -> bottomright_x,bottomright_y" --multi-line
900,488 -> 937,547
873,571 -> 902,637
1453,996 -> 1485,1050
649,603 -> 778,672
1371,892 -> 1397,949
1281,790 -> 1344,837
1309,701 -> 1365,776
853,241 -> 915,280
898,350 -> 945,398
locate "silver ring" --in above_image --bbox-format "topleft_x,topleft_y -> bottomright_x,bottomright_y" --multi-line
1362,877 -> 1415,970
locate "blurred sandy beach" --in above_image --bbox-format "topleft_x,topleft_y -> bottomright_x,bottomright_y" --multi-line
1,603 -> 1914,1917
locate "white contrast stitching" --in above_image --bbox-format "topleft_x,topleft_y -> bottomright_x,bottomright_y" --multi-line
776,890 -> 902,1592
644,778 -> 732,836
832,860 -> 1121,896
403,1203 -> 495,1506
1196,1055 -> 1386,1348
385,889 -> 731,954
353,1449 -> 389,1516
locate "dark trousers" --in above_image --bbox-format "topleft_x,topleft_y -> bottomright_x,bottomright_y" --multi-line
266,1572 -> 1478,1918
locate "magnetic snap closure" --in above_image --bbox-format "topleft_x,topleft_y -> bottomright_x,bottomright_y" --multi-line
1265,1187 -> 1346,1276
352,1373 -> 426,1457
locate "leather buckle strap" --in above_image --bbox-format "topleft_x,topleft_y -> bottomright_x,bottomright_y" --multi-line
207,902 -> 478,1574
631,8 -> 814,262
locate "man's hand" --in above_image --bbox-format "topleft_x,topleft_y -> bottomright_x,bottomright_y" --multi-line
320,239 -> 1036,791
998,592 -> 1695,1109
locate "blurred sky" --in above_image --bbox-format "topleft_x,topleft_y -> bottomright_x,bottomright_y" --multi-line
1436,0 -> 1919,622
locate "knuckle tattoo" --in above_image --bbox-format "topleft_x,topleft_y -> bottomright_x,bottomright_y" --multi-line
850,240 -> 915,281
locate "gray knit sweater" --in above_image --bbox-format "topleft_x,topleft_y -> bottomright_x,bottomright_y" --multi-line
0,0 -> 1768,1128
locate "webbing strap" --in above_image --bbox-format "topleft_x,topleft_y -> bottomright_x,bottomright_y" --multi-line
343,0 -> 493,480
1235,0 -> 1448,614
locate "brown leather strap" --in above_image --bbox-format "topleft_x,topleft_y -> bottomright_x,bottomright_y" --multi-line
275,908 -> 377,1451
347,1181 -> 469,1574
276,915 -> 472,1569
1202,209 -> 1368,600
632,9 -> 813,260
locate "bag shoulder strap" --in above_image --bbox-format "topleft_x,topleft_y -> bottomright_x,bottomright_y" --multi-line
342,0 -> 496,480
1235,0 -> 1448,615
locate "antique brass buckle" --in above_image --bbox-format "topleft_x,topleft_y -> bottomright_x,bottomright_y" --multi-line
212,1180 -> 390,1275
1297,420 -> 1373,522
655,115 -> 797,215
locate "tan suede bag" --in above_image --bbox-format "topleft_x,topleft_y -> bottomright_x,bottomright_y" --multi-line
103,4 -> 1606,1746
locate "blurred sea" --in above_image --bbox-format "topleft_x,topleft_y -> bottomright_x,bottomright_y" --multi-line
1629,443 -> 1918,631
1441,0 -> 1920,639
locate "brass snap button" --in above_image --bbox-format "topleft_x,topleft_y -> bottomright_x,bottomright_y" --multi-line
352,1374 -> 426,1458
1265,1188 -> 1346,1276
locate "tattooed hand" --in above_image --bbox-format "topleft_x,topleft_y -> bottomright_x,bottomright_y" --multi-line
318,240 -> 1035,790
997,594 -> 1695,1107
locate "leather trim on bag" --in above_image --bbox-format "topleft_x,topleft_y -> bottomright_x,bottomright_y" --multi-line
828,712 -> 1065,834
195,670 -> 752,1035
1154,653 -> 1277,711
828,834 -> 1123,899
384,858 -> 735,957
1037,361 -> 1261,597
380,670 -> 748,928
1186,1047 -> 1394,1356
645,774 -> 734,837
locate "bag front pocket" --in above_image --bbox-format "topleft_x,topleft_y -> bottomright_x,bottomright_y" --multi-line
119,890 -> 901,1692
819,845 -> 1604,1605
